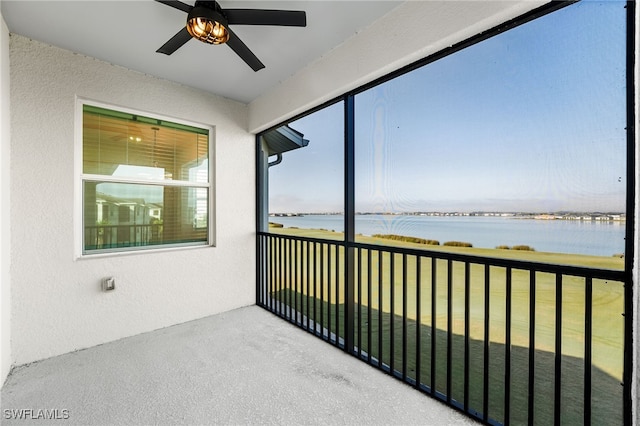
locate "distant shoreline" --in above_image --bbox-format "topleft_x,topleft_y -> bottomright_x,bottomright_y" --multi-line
267,213 -> 626,257
270,211 -> 626,221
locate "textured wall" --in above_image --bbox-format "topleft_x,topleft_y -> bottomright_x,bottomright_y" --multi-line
1,13 -> 11,384
9,35 -> 255,366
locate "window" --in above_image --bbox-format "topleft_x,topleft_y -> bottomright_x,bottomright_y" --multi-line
79,102 -> 212,255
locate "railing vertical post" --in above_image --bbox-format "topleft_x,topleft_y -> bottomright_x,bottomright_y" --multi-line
505,267 -> 512,426
261,236 -> 265,306
256,235 -> 261,306
335,244 -> 340,347
446,259 -> 452,403
320,244 -> 325,337
367,249 -> 372,364
357,247 -> 362,358
294,240 -> 298,321
258,235 -> 263,306
327,244 -> 332,340
279,237 -> 284,318
528,270 -> 536,426
287,238 -> 291,321
313,242 -> 318,334
269,236 -> 274,312
554,273 -> 562,426
431,257 -> 437,396
390,251 -> 395,375
483,265 -> 490,423
344,94 -> 356,354
306,241 -> 310,331
584,277 -> 592,426
402,253 -> 408,381
464,262 -> 470,413
415,256 -> 421,390
379,251 -> 384,368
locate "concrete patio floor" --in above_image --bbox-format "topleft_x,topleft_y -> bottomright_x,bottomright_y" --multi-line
1,306 -> 476,425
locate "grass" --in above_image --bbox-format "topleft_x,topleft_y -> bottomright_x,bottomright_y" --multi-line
269,291 -> 622,425
264,225 -> 626,424
268,224 -> 624,271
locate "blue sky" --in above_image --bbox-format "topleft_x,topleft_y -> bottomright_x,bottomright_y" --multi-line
269,1 -> 627,214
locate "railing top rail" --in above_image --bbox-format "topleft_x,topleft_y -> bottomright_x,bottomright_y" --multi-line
258,231 -> 626,281
258,231 -> 344,246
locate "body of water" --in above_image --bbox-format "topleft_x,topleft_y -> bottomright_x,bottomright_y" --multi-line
269,214 -> 626,257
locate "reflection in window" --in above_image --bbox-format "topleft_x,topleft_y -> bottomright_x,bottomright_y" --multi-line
81,104 -> 211,254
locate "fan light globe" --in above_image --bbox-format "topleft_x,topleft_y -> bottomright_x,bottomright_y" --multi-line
187,16 -> 229,45
186,4 -> 230,45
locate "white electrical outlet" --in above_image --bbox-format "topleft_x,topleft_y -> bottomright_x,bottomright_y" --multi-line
102,277 -> 116,292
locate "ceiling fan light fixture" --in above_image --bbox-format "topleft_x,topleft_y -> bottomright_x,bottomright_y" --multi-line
186,4 -> 229,45
155,0 -> 307,71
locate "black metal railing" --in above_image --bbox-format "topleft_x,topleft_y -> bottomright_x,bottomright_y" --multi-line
257,231 -> 628,425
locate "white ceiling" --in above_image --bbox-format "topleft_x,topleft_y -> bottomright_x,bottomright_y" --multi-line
1,0 -> 402,103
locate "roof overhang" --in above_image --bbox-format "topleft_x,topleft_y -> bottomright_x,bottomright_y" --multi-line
262,125 -> 309,156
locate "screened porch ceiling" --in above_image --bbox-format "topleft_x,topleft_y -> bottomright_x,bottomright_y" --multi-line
1,1 -> 402,103
0,1 -> 544,105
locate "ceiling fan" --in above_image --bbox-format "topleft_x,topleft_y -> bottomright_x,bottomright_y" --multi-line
155,1 -> 307,72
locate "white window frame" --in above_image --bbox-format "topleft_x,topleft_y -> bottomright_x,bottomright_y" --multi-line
74,98 -> 215,258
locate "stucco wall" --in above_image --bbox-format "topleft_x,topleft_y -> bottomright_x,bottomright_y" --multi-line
1,12 -> 11,385
9,35 -> 255,366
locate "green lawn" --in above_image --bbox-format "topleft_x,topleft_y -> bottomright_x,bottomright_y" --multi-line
265,226 -> 625,424
271,291 -> 622,425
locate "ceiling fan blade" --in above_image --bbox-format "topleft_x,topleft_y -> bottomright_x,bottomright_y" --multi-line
157,27 -> 192,55
155,0 -> 192,14
226,28 -> 265,72
224,9 -> 306,27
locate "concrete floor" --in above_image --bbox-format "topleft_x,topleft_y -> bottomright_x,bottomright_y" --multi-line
1,306 -> 476,425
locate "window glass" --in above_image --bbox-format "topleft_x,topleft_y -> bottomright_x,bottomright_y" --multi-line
83,105 -> 208,183
81,104 -> 210,254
